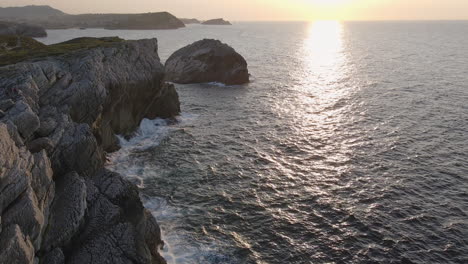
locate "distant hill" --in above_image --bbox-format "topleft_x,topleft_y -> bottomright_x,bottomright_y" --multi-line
0,5 -> 185,30
0,5 -> 66,20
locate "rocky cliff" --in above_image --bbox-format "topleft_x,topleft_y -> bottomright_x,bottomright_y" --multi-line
0,38 -> 180,264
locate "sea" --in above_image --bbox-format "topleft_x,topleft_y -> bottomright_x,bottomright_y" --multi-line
38,21 -> 468,264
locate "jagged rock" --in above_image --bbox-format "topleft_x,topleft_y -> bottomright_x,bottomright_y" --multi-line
53,123 -> 103,177
0,109 -> 4,118
0,124 -> 30,213
202,18 -> 232,25
165,39 -> 249,85
0,99 -> 15,112
0,224 -> 35,264
42,172 -> 87,252
27,137 -> 54,154
36,117 -> 57,137
31,151 -> 55,215
6,100 -> 40,140
41,248 -> 64,264
67,169 -> 165,264
0,99 -> 15,111
2,186 -> 45,250
0,38 -> 174,264
0,21 -> 47,37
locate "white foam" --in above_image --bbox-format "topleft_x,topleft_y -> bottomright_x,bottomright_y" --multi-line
107,113 -> 234,263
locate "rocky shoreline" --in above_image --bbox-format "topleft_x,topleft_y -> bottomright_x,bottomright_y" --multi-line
0,38 -> 179,264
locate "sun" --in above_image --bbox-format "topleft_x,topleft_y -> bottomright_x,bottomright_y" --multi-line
311,0 -> 351,6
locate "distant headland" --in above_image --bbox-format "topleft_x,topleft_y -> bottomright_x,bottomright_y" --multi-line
0,5 -> 234,29
0,5 -> 185,30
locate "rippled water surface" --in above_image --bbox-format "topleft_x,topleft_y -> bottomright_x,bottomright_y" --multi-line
40,22 -> 468,263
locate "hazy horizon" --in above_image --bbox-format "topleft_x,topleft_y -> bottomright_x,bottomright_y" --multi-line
1,0 -> 468,21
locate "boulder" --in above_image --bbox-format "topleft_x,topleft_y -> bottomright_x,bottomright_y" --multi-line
165,39 -> 249,85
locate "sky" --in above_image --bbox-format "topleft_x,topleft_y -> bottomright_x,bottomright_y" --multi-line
1,0 -> 468,21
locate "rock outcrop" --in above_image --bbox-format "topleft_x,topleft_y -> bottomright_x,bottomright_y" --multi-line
202,18 -> 232,25
0,37 -> 179,264
165,39 -> 249,85
0,21 -> 47,37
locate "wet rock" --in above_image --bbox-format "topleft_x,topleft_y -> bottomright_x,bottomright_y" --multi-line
0,224 -> 35,264
165,39 -> 249,85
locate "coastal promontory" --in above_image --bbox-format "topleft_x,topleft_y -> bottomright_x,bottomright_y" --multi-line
0,37 -> 179,264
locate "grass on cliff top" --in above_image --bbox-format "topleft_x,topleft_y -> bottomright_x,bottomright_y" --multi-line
0,36 -> 124,66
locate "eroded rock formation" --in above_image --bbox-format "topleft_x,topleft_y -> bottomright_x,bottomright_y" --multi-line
0,37 -> 179,264
165,39 -> 249,85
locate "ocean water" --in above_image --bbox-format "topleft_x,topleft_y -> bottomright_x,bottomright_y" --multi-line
39,22 -> 468,264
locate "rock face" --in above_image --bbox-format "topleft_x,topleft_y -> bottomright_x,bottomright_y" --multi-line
202,18 -> 232,25
165,39 -> 249,85
0,37 -> 179,264
0,21 -> 47,37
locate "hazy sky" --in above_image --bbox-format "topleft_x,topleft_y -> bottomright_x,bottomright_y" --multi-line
1,0 -> 468,21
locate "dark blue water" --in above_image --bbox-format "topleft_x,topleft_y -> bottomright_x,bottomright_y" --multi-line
41,21 -> 468,263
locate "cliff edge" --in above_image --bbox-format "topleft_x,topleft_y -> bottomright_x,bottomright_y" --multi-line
0,37 -> 179,264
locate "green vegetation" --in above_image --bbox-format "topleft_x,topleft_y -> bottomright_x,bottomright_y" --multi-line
0,36 -> 124,66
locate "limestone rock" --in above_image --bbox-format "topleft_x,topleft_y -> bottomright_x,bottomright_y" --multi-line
2,187 -> 45,250
0,38 -> 173,264
6,100 -> 40,140
27,137 -> 54,154
0,224 -> 35,264
42,172 -> 87,252
40,248 -> 64,264
165,39 -> 249,85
